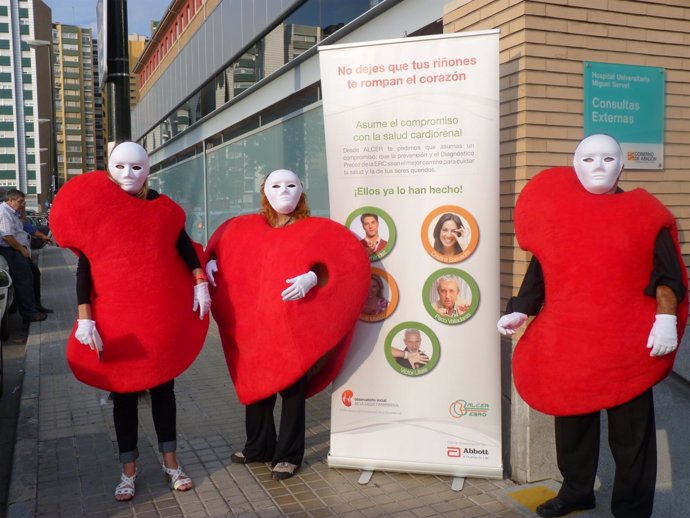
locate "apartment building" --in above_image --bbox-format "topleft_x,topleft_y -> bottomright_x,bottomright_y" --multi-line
128,34 -> 147,111
0,0 -> 52,210
52,23 -> 98,187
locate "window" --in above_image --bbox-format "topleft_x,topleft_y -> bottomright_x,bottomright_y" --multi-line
143,0 -> 373,150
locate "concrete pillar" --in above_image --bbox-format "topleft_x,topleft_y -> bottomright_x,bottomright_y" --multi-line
502,337 -> 560,483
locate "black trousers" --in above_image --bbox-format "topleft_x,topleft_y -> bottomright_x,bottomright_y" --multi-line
555,388 -> 656,518
112,379 -> 177,464
243,374 -> 308,467
29,258 -> 41,306
0,247 -> 39,317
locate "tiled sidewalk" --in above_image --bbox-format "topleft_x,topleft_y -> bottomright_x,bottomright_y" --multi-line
6,247 -> 523,518
8,247 -> 690,517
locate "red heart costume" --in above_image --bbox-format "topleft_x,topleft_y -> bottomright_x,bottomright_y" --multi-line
206,214 -> 370,405
50,171 -> 209,393
513,167 -> 688,416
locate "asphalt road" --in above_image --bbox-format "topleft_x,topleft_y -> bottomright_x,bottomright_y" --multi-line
0,311 -> 31,518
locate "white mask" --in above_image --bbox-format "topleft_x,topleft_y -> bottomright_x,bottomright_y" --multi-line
263,169 -> 303,214
108,142 -> 150,194
573,134 -> 623,195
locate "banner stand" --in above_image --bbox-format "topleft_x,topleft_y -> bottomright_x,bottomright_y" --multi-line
320,30 -> 502,481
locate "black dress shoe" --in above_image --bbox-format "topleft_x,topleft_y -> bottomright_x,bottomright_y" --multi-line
230,452 -> 266,464
37,306 -> 53,314
23,312 -> 47,323
536,497 -> 595,518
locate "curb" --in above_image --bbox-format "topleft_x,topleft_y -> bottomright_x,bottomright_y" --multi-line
6,250 -> 46,518
6,322 -> 41,518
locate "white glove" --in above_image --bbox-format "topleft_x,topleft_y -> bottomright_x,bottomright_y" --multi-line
193,282 -> 211,319
75,319 -> 103,354
281,271 -> 318,301
647,314 -> 678,357
497,312 -> 528,336
206,259 -> 218,287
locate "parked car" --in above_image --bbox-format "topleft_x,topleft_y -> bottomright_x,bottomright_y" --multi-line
0,255 -> 13,342
25,209 -> 48,226
25,210 -> 53,249
0,255 -> 13,397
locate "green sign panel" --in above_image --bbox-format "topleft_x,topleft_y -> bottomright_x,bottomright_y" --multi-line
584,62 -> 664,169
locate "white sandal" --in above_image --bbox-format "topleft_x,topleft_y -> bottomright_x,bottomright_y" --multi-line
114,471 -> 137,501
162,464 -> 192,491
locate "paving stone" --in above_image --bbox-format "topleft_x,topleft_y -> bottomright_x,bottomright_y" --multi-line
4,247 -> 558,518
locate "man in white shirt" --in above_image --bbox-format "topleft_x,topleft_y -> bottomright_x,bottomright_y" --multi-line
0,189 -> 49,322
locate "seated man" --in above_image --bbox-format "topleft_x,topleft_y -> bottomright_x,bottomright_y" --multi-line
0,189 -> 50,322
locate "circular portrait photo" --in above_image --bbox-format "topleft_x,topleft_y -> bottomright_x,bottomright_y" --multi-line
421,205 -> 479,263
360,267 -> 399,323
423,268 -> 480,325
346,206 -> 396,262
384,322 -> 440,377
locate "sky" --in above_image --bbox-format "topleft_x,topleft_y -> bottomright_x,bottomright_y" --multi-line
42,0 -> 172,38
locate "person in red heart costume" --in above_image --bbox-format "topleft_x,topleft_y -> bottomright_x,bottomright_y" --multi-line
205,169 -> 369,481
50,142 -> 211,502
497,134 -> 688,518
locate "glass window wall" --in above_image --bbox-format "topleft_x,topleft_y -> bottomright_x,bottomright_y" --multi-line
149,105 -> 327,245
142,0 -> 373,153
148,155 -> 206,244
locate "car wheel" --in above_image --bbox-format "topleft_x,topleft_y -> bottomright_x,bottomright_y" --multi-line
0,308 -> 8,342
0,339 -> 3,398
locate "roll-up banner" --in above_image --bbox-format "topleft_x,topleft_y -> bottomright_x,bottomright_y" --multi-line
319,30 -> 502,478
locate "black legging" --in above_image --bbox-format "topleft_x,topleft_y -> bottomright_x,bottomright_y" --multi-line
112,379 -> 177,463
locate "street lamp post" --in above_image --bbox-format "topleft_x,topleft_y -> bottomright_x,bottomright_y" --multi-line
26,39 -> 58,207
99,0 -> 131,144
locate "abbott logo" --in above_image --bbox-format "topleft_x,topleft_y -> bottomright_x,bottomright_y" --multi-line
447,446 -> 462,458
341,390 -> 354,407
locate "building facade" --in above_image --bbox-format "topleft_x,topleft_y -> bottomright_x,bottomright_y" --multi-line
0,0 -> 52,210
91,39 -> 104,170
443,0 -> 690,481
131,0 -> 690,483
52,23 -> 98,188
128,34 -> 147,110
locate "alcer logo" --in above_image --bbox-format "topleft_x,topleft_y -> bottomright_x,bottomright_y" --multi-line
341,390 -> 354,407
449,399 -> 490,418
